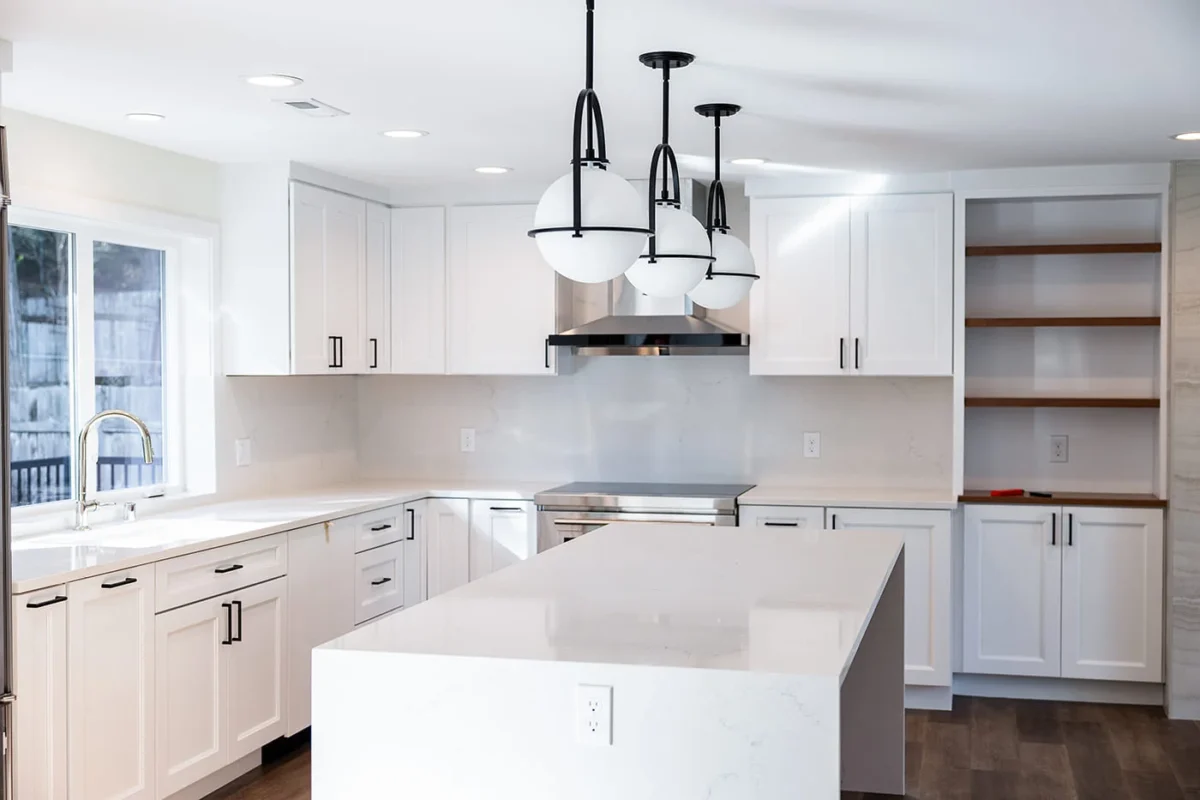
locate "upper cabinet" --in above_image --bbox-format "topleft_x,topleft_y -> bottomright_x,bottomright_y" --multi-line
750,192 -> 952,376
390,207 -> 447,374
364,202 -> 392,373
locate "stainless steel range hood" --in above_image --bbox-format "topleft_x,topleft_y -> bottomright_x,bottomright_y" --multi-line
548,313 -> 748,356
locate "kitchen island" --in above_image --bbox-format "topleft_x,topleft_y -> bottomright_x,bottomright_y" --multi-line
312,524 -> 906,799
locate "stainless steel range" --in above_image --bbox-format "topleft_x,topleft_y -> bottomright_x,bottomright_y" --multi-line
534,482 -> 755,552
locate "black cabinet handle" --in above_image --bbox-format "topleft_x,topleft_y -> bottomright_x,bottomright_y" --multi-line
854,338 -> 861,370
839,337 -> 845,370
1068,513 -> 1074,547
328,336 -> 344,369
830,514 -> 838,529
370,524 -> 393,532
371,577 -> 393,586
1051,513 -> 1057,546
222,603 -> 234,645
406,507 -> 416,541
764,521 -> 800,527
490,506 -> 524,512
328,336 -> 338,369
214,564 -> 244,575
26,595 -> 67,609
101,576 -> 137,590
370,338 -> 379,370
544,338 -> 551,370
232,600 -> 243,642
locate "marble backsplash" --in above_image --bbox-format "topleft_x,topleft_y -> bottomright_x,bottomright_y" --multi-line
355,358 -> 953,489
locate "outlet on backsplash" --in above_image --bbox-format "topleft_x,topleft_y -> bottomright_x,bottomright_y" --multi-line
235,438 -> 253,467
803,432 -> 821,459
1050,435 -> 1068,464
460,428 -> 476,453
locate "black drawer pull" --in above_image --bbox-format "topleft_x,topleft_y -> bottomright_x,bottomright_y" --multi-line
371,577 -> 393,586
763,521 -> 800,527
214,564 -> 244,575
26,595 -> 67,609
101,577 -> 137,589
490,507 -> 523,513
369,524 -> 393,532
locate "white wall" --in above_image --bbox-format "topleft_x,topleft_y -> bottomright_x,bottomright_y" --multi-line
357,361 -> 953,489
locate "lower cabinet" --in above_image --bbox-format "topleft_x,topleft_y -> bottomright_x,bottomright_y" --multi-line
419,498 -> 470,599
13,584 -> 69,800
353,542 -> 405,625
468,500 -> 536,582
963,504 -> 1164,683
738,505 -> 825,529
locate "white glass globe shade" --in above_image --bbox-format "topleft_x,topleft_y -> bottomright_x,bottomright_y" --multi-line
688,232 -> 757,309
624,205 -> 711,297
532,166 -> 648,284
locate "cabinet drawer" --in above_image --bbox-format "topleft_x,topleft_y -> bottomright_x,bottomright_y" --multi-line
354,542 -> 404,626
354,506 -> 405,553
738,505 -> 826,530
155,533 -> 287,613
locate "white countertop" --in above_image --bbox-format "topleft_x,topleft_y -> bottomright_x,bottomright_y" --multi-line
738,485 -> 958,510
11,480 -> 553,594
322,524 -> 904,682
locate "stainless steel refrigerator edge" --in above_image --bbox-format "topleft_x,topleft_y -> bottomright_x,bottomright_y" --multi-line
1,125 -> 16,800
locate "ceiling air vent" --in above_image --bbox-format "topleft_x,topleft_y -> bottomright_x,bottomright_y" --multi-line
274,98 -> 349,118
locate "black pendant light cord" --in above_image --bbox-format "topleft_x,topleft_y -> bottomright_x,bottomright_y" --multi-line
695,102 -> 759,281
641,51 -> 694,261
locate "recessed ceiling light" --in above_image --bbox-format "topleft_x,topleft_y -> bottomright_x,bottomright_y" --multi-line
475,166 -> 511,175
245,74 -> 304,88
1173,132 -> 1200,141
383,129 -> 428,139
125,112 -> 165,123
730,157 -> 768,166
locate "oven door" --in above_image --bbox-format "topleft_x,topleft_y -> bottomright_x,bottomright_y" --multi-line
537,509 -> 732,552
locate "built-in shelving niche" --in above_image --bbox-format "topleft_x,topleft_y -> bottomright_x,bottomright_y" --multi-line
962,193 -> 1167,501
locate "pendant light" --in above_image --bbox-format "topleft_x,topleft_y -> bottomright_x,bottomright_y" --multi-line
623,52 -> 714,298
528,0 -> 651,284
687,103 -> 760,309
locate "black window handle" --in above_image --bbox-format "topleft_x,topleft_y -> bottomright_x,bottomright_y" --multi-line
232,600 -> 243,642
101,576 -> 137,590
27,595 -> 67,609
1051,512 -> 1057,546
1068,513 -> 1074,546
764,521 -> 800,527
406,507 -> 416,541
490,507 -> 524,512
839,337 -> 845,370
214,564 -> 244,575
222,603 -> 234,645
854,338 -> 861,370
371,577 -> 392,586
370,338 -> 379,370
370,523 -> 393,532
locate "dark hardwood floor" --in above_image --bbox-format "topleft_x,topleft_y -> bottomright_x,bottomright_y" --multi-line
207,698 -> 1200,800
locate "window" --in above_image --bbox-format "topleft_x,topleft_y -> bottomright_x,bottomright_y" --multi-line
7,215 -> 174,508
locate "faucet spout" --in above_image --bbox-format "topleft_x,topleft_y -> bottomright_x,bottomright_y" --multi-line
74,410 -> 156,531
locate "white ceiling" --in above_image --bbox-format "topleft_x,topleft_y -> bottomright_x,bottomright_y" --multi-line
2,0 -> 1199,189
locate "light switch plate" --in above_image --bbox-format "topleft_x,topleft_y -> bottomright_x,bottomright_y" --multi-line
235,438 -> 252,467
460,428 -> 476,453
803,432 -> 821,459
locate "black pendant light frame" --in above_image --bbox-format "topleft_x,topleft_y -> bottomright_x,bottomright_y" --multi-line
528,0 -> 651,242
694,102 -> 761,281
639,51 -> 715,265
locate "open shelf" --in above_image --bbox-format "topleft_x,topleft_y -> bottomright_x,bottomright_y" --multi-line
959,490 -> 1167,509
966,243 -> 1162,257
965,396 -> 1160,408
965,316 -> 1161,328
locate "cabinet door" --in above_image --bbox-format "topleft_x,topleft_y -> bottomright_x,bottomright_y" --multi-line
849,194 -> 952,376
402,503 -> 424,608
425,498 -> 470,598
391,207 -> 447,374
828,508 -> 952,686
963,505 -> 1062,678
286,522 -> 355,735
738,505 -> 825,530
67,566 -> 156,800
469,500 -> 536,581
226,578 -> 287,762
364,201 -> 391,373
1061,508 -> 1164,682
447,205 -> 558,375
155,597 -> 227,797
14,586 -> 68,800
749,196 -> 852,375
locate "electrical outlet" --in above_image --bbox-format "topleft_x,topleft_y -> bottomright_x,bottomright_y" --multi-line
460,428 -> 476,453
235,438 -> 252,467
803,432 -> 821,459
577,684 -> 612,746
1050,435 -> 1069,463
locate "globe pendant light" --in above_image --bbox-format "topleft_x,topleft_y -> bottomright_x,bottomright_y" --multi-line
527,0 -> 651,284
624,52 -> 715,298
687,103 -> 760,309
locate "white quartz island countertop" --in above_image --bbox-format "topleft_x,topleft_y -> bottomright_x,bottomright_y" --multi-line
313,524 -> 908,799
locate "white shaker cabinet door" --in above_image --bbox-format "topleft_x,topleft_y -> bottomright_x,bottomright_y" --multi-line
1060,507 -> 1164,683
67,565 -> 156,800
469,500 -> 537,581
363,201 -> 391,373
737,505 -> 826,530
13,586 -> 69,800
849,193 -> 953,376
424,498 -> 471,598
963,505 -> 1062,678
749,196 -> 852,375
390,207 -> 447,374
827,507 -> 952,686
226,578 -> 288,762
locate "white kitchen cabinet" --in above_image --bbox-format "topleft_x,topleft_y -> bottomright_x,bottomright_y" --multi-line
849,194 -> 953,376
1060,507 -> 1164,682
286,521 -> 355,735
401,504 -> 423,608
738,505 -> 825,530
364,201 -> 391,373
225,578 -> 287,760
354,542 -> 405,625
828,507 -> 952,686
469,500 -> 537,581
67,566 -> 156,800
14,585 -> 69,800
391,207 -> 448,374
447,205 -> 561,375
749,193 -> 952,377
419,498 -> 471,599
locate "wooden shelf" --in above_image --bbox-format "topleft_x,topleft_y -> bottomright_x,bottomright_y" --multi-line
965,316 -> 1161,328
959,490 -> 1167,509
965,396 -> 1160,409
966,243 -> 1162,257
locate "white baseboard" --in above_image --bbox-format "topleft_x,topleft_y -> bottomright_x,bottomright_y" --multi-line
906,684 -> 953,711
164,751 -> 262,800
954,673 -> 1164,707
